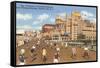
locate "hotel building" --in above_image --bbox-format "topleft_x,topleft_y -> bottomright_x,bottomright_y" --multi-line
42,11 -> 96,43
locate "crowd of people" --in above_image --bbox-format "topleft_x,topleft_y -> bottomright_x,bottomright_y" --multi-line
17,35 -> 90,65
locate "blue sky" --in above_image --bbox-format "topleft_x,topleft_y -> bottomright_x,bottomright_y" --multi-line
16,3 -> 96,31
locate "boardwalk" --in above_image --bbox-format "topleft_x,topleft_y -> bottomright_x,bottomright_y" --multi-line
16,36 -> 96,65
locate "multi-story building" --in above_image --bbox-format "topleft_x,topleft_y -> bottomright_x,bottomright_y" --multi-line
42,24 -> 56,39
42,11 -> 96,43
55,11 -> 96,41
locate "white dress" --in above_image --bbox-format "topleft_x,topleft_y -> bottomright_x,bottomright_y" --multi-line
56,47 -> 60,52
53,58 -> 58,63
19,62 -> 25,65
72,48 -> 76,55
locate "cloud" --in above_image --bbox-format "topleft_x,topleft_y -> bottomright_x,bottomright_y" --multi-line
33,26 -> 42,30
33,21 -> 40,25
17,25 -> 33,30
58,12 -> 67,18
50,18 -> 55,23
33,13 -> 49,25
17,13 -> 32,20
37,13 -> 49,22
81,11 -> 96,22
32,13 -> 49,30
81,11 -> 94,17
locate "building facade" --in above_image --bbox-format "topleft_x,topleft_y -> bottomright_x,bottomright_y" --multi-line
42,11 -> 96,43
55,11 -> 96,41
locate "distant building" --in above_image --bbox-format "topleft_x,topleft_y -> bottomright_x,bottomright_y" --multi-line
42,24 -> 55,32
42,24 -> 56,39
42,11 -> 96,42
16,30 -> 25,36
24,30 -> 34,37
55,11 -> 96,41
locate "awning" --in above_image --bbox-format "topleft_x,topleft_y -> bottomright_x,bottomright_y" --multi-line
68,42 -> 84,45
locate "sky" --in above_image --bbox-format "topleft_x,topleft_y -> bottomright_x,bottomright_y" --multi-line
16,3 -> 96,31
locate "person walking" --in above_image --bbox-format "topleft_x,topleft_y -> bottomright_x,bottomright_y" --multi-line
53,52 -> 60,63
42,48 -> 47,63
30,45 -> 36,56
30,45 -> 37,62
83,47 -> 89,59
19,49 -> 26,65
71,46 -> 77,59
56,46 -> 60,53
